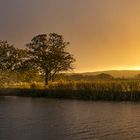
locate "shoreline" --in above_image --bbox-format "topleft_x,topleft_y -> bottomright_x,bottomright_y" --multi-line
1,88 -> 140,101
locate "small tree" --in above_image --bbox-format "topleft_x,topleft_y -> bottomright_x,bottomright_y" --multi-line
0,40 -> 27,84
0,40 -> 25,72
26,33 -> 75,85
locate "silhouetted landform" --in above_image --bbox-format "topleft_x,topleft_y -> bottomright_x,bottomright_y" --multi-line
63,73 -> 114,81
81,70 -> 140,78
64,72 -> 140,81
94,73 -> 114,80
63,70 -> 140,81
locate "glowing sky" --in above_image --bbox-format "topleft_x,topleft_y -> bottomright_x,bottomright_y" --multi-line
1,0 -> 140,72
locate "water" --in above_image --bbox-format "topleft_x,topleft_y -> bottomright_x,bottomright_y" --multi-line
0,97 -> 140,140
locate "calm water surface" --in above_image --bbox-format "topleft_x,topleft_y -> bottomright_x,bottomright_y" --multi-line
0,97 -> 140,140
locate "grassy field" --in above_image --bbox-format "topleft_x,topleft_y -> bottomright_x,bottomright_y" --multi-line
1,80 -> 140,101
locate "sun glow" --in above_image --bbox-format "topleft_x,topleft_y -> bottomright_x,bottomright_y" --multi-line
76,66 -> 140,73
131,67 -> 140,70
109,67 -> 140,71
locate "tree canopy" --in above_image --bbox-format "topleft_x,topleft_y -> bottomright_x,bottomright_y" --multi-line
26,33 -> 75,85
0,40 -> 25,72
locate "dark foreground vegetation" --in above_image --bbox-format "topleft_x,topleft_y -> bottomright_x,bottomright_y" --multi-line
1,80 -> 140,101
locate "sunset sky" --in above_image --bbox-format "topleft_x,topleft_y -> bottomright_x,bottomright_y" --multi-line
0,0 -> 140,72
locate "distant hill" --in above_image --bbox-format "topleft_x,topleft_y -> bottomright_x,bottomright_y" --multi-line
95,73 -> 114,80
80,70 -> 140,78
64,73 -> 114,81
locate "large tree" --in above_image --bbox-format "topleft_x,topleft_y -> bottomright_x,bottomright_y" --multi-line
26,33 -> 75,85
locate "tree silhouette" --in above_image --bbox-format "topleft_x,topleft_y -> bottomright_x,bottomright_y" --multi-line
0,40 -> 25,72
26,33 -> 75,85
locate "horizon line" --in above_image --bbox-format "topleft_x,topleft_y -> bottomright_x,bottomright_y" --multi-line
72,69 -> 140,73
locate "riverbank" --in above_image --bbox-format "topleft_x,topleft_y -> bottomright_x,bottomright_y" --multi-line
1,88 -> 140,101
1,80 -> 140,101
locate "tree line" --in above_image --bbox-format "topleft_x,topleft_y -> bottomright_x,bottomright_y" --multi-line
0,33 -> 75,85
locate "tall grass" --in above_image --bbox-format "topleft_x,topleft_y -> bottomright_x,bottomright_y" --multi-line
1,80 -> 140,101
46,80 -> 140,101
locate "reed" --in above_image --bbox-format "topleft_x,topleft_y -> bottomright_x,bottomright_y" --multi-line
1,80 -> 140,101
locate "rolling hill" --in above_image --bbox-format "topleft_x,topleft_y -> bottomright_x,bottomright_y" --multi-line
80,70 -> 140,78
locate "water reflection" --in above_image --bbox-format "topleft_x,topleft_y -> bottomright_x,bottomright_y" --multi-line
0,97 -> 140,140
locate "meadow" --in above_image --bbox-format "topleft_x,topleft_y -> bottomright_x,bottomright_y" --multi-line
1,80 -> 140,101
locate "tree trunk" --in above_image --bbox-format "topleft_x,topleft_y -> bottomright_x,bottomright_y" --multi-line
45,73 -> 49,85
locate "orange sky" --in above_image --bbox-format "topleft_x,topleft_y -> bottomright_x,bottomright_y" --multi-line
1,0 -> 140,72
